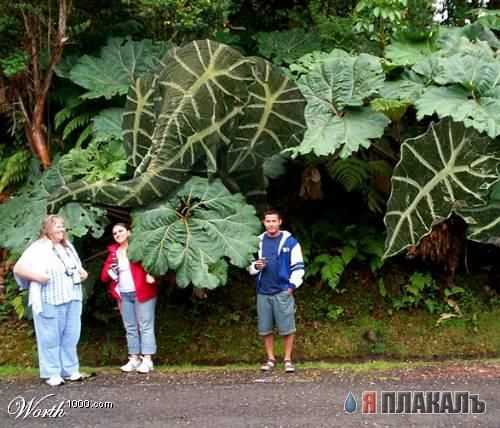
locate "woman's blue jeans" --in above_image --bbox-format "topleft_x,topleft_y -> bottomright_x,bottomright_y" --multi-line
32,300 -> 82,378
120,292 -> 157,355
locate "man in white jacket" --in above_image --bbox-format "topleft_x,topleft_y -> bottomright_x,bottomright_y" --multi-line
248,210 -> 304,373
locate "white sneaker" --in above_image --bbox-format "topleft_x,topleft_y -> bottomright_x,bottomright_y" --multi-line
121,358 -> 141,372
137,359 -> 153,374
64,372 -> 83,381
46,376 -> 65,386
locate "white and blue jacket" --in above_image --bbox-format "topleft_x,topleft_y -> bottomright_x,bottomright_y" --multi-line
248,231 -> 305,293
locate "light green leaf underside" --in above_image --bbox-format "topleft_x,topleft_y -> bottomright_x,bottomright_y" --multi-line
384,118 -> 499,258
412,49 -> 500,138
294,108 -> 389,158
254,29 -> 321,65
128,177 -> 261,289
293,53 -> 389,158
57,203 -> 109,240
69,38 -> 173,100
415,87 -> 500,138
298,53 -> 385,111
0,194 -> 47,254
385,38 -> 438,66
92,108 -> 124,142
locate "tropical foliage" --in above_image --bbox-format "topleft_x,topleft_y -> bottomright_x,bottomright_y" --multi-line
286,19 -> 499,257
384,119 -> 499,258
47,40 -> 305,211
293,52 -> 390,158
0,0 -> 498,319
0,39 -> 306,291
128,177 -> 261,289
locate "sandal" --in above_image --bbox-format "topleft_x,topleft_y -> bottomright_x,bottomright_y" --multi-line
284,360 -> 295,373
260,359 -> 276,372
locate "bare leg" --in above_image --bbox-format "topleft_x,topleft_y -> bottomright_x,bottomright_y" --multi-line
283,333 -> 294,361
263,334 -> 275,360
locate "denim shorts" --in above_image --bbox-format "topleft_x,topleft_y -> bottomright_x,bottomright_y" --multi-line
257,291 -> 296,336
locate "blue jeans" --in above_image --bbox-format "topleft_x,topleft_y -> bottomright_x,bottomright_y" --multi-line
32,300 -> 82,378
121,292 -> 157,355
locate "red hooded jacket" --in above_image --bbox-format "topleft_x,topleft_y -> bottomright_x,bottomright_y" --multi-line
100,243 -> 158,303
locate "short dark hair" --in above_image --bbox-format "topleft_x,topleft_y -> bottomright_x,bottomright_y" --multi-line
262,209 -> 281,220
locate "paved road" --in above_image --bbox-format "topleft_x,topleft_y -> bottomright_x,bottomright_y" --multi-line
0,362 -> 498,427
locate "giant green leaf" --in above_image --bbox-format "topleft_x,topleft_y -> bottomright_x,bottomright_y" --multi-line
415,87 -> 500,138
294,108 -> 389,158
411,55 -> 442,82
128,177 -> 261,289
431,55 -> 499,96
384,119 -> 499,258
0,159 -> 111,254
69,38 -> 174,99
0,193 -> 47,254
411,47 -> 500,138
378,75 -> 424,102
121,46 -> 180,174
476,10 -> 500,32
385,36 -> 439,66
226,57 -> 306,173
0,195 -> 109,254
47,40 -> 306,210
254,29 -> 321,65
438,22 -> 500,51
92,108 -> 124,142
289,49 -> 350,77
292,53 -> 389,158
57,203 -> 108,240
298,54 -> 385,111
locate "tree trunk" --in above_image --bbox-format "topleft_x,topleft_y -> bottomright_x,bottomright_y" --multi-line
17,0 -> 69,169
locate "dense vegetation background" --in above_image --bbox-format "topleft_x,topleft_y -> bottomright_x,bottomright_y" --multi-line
0,0 -> 498,364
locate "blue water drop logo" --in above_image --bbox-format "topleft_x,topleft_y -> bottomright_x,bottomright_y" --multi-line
344,391 -> 357,413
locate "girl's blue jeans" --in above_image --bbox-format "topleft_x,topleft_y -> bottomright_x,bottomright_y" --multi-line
120,292 -> 157,355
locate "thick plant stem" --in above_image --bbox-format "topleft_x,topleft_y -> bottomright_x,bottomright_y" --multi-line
0,250 -> 9,304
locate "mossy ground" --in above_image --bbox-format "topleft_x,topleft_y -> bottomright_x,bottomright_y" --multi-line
1,270 -> 499,369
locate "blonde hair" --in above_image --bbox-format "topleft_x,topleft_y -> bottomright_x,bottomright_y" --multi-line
40,214 -> 68,245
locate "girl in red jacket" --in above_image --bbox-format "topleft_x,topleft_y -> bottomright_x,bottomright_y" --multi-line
101,223 -> 158,373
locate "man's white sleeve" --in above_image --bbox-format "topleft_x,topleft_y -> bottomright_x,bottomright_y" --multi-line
289,243 -> 305,289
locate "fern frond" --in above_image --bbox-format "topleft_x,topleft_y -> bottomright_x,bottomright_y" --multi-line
327,158 -> 368,192
75,123 -> 94,148
54,106 -> 74,129
11,292 -> 27,319
62,113 -> 92,140
366,184 -> 387,214
0,150 -> 31,192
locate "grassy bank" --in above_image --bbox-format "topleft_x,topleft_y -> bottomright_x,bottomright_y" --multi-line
1,358 -> 499,381
0,275 -> 498,368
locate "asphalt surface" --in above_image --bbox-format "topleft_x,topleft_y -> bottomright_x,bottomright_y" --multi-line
0,361 -> 498,427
